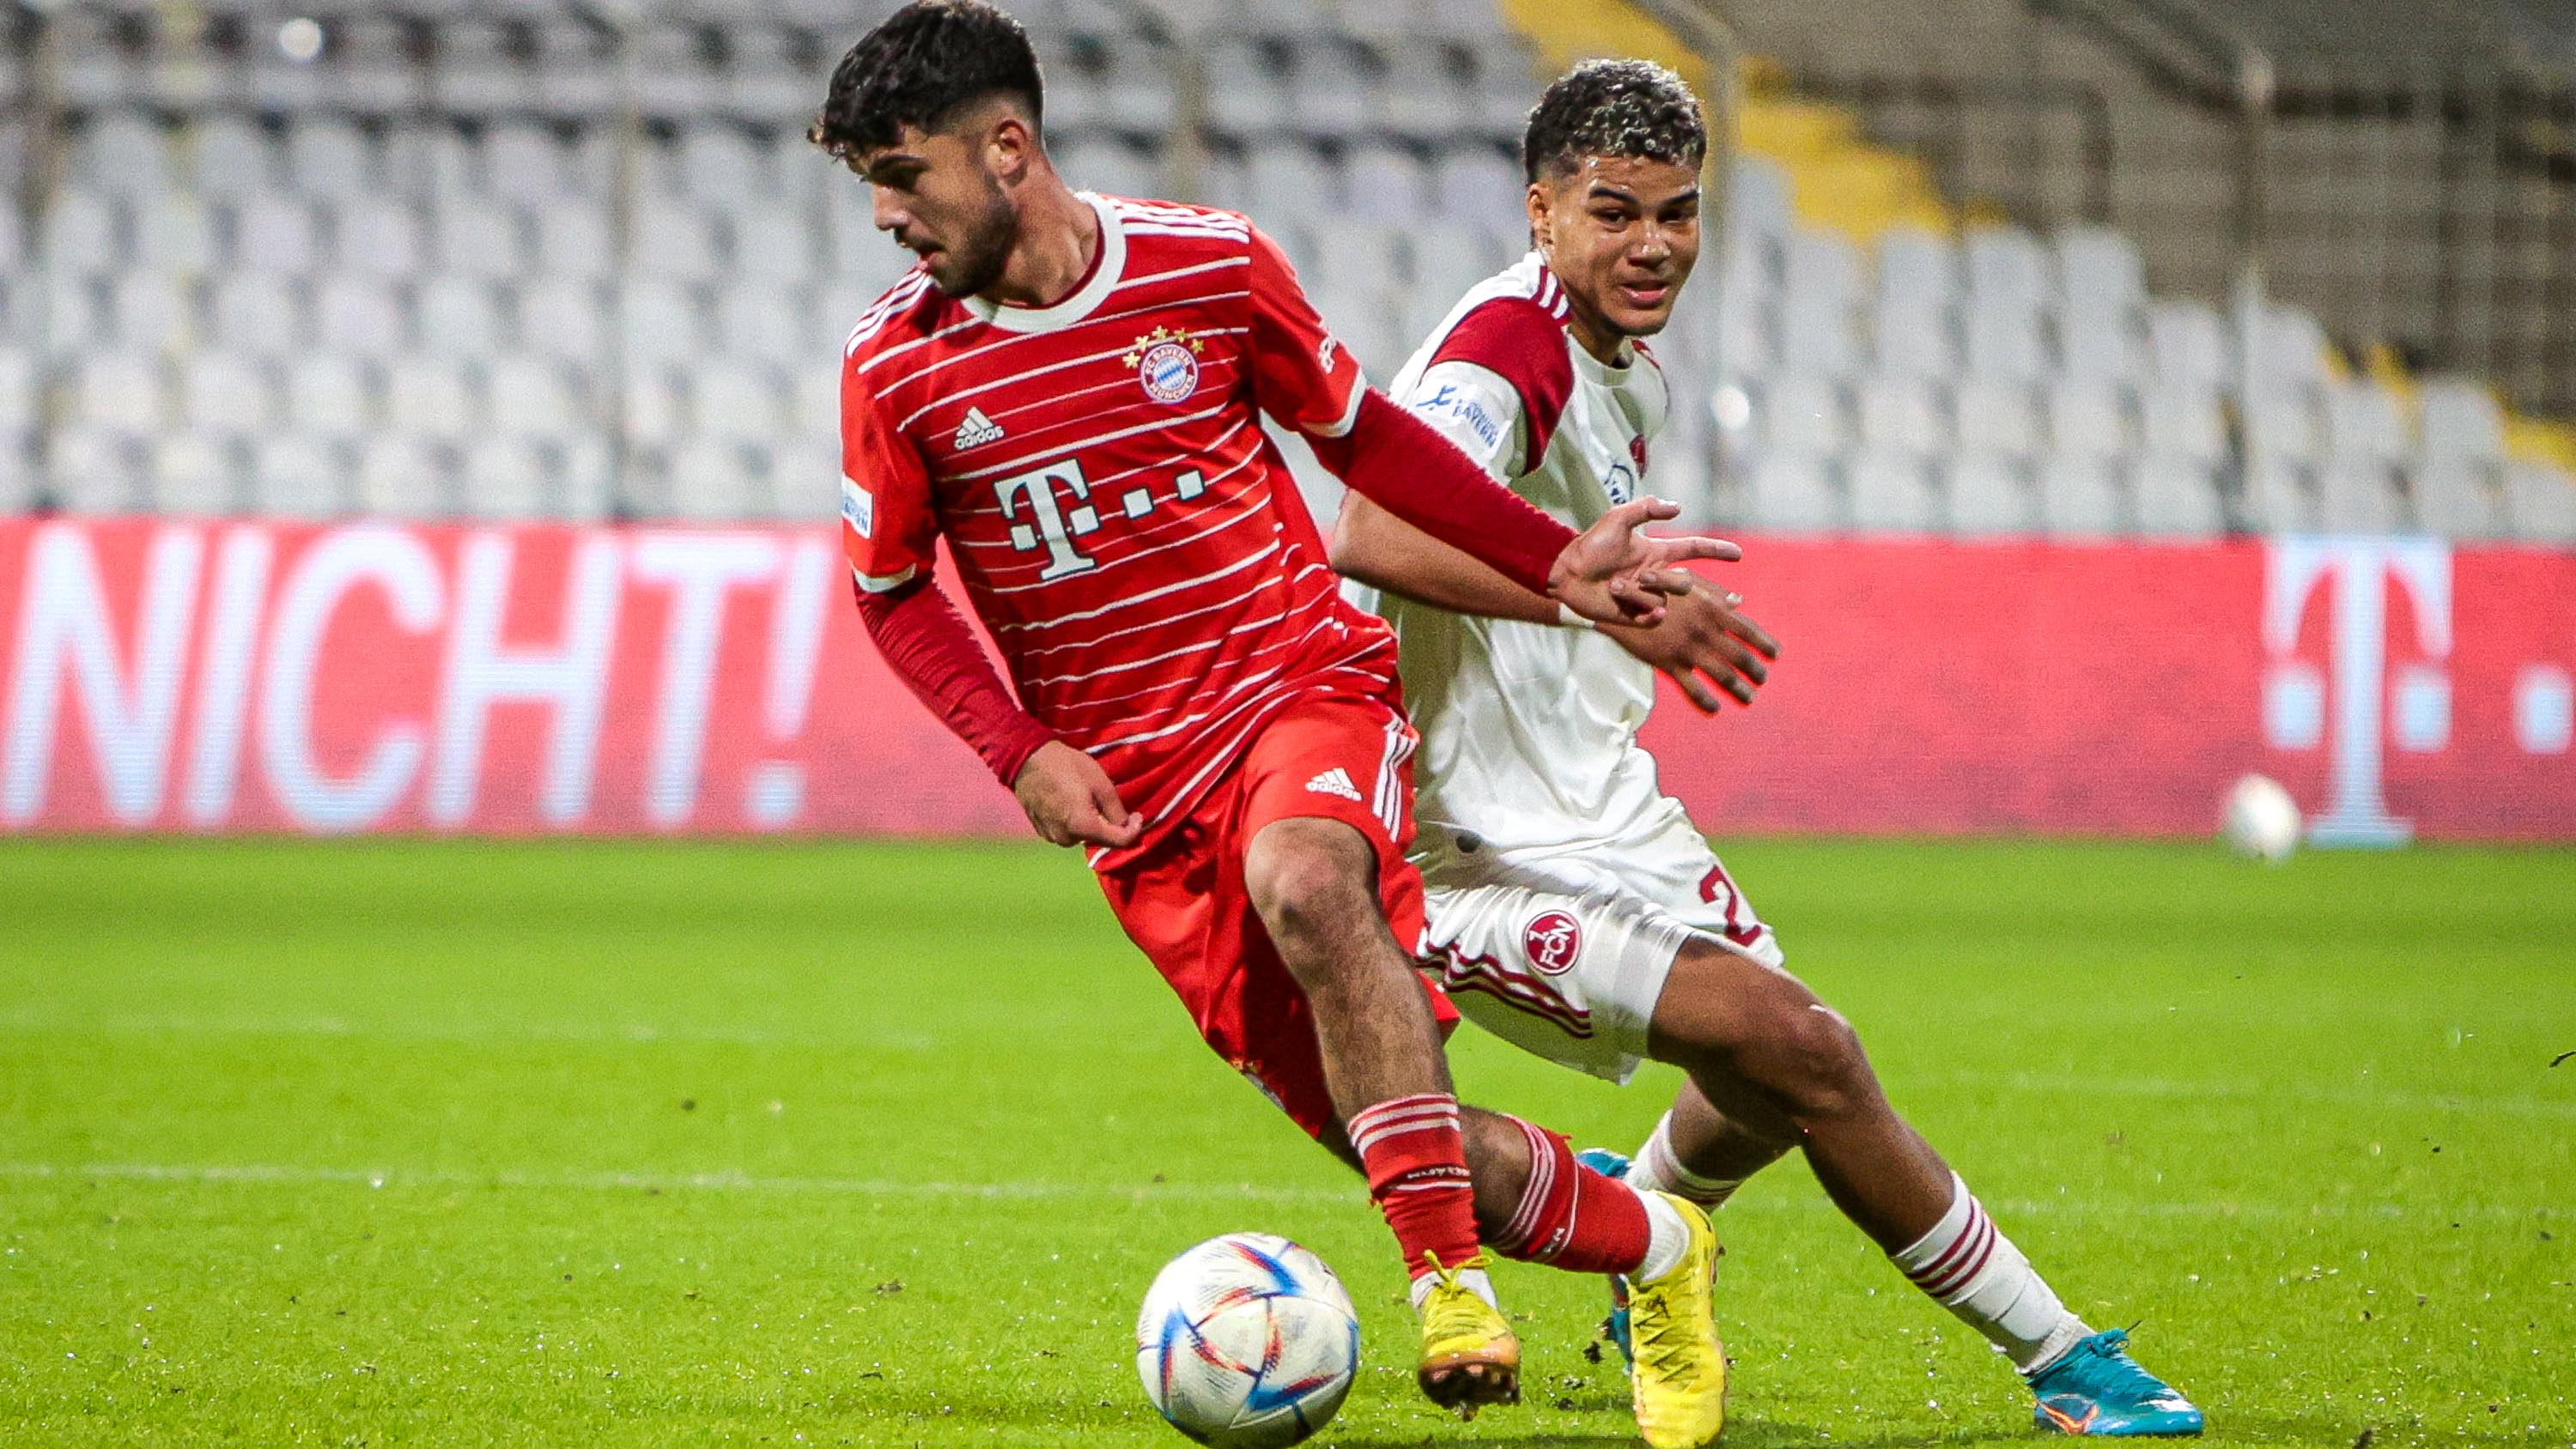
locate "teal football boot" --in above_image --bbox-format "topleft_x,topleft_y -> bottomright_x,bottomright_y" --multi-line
1573,1147 -> 1637,1367
2028,1329 -> 2203,1435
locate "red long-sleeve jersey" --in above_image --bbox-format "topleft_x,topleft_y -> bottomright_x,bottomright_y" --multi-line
840,193 -> 1574,861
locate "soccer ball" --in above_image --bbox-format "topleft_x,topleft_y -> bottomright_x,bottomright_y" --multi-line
1134,1232 -> 1359,1448
2221,773 -> 2302,862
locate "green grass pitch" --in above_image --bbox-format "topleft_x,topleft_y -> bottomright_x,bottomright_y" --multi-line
2,836 -> 2570,1447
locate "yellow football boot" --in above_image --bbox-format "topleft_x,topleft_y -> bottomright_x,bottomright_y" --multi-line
1413,1250 -> 1520,1420
1629,1193 -> 1728,1448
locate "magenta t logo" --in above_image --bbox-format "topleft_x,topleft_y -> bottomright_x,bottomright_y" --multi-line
2262,537 -> 2453,846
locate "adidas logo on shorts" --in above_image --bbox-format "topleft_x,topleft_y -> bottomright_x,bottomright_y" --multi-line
952,407 -> 1005,451
1303,767 -> 1363,803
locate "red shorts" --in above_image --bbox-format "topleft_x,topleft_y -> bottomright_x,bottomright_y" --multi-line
1098,691 -> 1456,1142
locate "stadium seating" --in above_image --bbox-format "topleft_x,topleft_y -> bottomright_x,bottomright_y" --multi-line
0,0 -> 2570,538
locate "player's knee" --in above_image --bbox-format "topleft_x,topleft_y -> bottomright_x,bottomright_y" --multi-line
1766,1003 -> 1874,1121
1244,821 -> 1376,957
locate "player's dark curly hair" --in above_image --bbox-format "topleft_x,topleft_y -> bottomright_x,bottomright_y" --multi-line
809,0 -> 1045,163
1521,58 -> 1706,183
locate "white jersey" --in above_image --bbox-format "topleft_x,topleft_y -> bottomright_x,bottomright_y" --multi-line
1349,253 -> 1691,877
1351,253 -> 1781,1086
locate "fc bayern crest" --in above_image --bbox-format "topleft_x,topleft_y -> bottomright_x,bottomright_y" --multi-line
1523,911 -> 1583,976
1124,326 -> 1205,404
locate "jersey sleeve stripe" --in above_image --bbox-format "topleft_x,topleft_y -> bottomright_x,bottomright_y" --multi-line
852,561 -> 919,594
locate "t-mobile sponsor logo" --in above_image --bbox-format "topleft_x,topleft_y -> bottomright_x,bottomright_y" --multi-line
2262,537 -> 2452,846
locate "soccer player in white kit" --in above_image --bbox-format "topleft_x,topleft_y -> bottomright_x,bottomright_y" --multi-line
1335,60 -> 2204,1438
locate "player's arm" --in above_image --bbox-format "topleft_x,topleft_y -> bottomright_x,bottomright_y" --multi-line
841,367 -> 1139,850
1331,363 -> 1780,709
1242,227 -> 1733,623
1330,360 -> 1563,625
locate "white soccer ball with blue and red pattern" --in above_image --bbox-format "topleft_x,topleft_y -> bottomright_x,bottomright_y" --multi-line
1134,1232 -> 1359,1447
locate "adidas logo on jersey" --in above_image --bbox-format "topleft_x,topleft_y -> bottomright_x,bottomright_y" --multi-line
952,407 -> 1005,451
1303,767 -> 1364,803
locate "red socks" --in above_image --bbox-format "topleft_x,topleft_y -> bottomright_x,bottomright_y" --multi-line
1488,1115 -> 1652,1275
1347,1093 -> 1482,1279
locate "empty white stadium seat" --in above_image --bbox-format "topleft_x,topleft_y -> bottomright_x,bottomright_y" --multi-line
234,193 -> 321,275
71,354 -> 166,433
1943,452 -> 2038,535
2318,460 -> 2403,532
486,355 -> 586,440
2039,454 -> 2124,537
107,274 -> 193,354
692,363 -> 787,443
253,435 -> 346,518
283,118 -> 374,197
179,353 -> 275,433
2322,381 -> 2409,466
313,276 -> 407,357
532,205 -> 616,279
50,428 -> 146,514
2136,384 -> 2227,467
460,437 -> 550,518
1954,380 -> 2041,458
2242,458 -> 2319,533
518,277 -> 610,362
416,276 -> 507,359
665,436 -> 763,520
2411,459 -> 2505,538
1759,374 -> 1847,455
1964,226 -> 2050,308
1741,449 -> 1839,532
2506,463 -> 2576,542
385,355 -> 478,438
1846,450 -> 1938,532
335,197 -> 428,279
355,437 -> 448,518
1856,374 -> 1947,457
2416,379 -> 2506,464
151,433 -> 240,517
1342,144 -> 1430,225
286,355 -> 375,439
436,198 -> 526,278
1962,303 -> 2046,383
2147,300 -> 2229,390
2129,456 -> 2224,537
2045,379 -> 2130,462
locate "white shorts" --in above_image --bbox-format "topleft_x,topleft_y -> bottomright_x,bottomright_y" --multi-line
1418,821 -> 1784,1085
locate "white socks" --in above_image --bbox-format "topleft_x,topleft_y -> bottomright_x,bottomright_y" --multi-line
1633,1188 -> 1692,1282
1627,1111 -> 1748,1210
1889,1172 -> 2089,1373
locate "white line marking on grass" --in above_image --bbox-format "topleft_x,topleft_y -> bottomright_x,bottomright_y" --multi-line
0,1161 -> 2561,1222
0,1161 -> 1359,1205
1917,1069 -> 2576,1121
0,1012 -> 941,1052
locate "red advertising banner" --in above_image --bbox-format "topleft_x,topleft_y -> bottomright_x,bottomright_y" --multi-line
2,518 -> 2570,841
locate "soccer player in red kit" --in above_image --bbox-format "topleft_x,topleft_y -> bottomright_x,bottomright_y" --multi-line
811,3 -> 1727,1437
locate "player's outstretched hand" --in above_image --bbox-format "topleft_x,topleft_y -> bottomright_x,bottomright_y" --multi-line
1605,581 -> 1781,712
1013,741 -> 1145,850
1547,498 -> 1741,626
